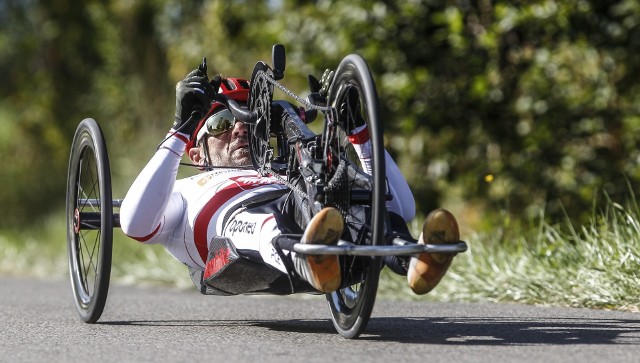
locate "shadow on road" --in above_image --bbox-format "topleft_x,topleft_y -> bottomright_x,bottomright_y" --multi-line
101,318 -> 336,335
363,316 -> 640,345
100,316 -> 640,345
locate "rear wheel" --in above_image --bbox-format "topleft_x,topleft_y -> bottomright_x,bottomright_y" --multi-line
66,118 -> 113,323
324,55 -> 388,339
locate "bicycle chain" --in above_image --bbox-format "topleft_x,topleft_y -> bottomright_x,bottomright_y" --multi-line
272,170 -> 309,206
263,73 -> 334,113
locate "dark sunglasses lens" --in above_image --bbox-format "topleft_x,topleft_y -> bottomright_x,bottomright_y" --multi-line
206,110 -> 235,136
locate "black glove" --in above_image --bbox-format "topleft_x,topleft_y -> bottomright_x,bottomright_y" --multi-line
306,68 -> 334,106
318,69 -> 334,98
173,61 -> 218,136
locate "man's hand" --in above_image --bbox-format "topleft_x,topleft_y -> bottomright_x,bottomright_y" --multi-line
306,68 -> 334,106
173,62 -> 218,136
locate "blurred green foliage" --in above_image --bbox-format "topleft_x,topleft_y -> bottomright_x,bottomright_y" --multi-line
1,0 -> 640,230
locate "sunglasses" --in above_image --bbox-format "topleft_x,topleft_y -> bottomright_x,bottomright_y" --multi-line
196,109 -> 238,142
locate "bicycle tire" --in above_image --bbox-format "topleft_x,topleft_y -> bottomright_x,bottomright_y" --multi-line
324,54 -> 387,339
66,118 -> 113,323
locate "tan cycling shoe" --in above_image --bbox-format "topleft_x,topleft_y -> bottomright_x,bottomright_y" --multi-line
293,207 -> 344,293
407,208 -> 460,295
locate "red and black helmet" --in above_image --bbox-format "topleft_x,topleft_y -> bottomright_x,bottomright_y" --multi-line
186,77 -> 250,150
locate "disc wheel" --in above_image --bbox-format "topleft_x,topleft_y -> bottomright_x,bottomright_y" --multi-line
324,54 -> 388,339
66,118 -> 113,323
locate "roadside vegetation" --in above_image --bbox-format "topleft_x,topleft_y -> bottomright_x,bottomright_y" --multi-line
381,195 -> 640,311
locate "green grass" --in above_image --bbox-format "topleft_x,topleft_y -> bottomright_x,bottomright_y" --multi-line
2,199 -> 640,311
380,199 -> 640,311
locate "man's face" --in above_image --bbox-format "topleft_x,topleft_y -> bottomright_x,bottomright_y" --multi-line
202,120 -> 251,167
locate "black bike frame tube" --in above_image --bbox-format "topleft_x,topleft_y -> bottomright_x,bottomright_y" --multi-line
78,212 -> 121,229
275,101 -> 317,141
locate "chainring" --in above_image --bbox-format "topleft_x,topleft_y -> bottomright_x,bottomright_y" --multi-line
248,61 -> 274,174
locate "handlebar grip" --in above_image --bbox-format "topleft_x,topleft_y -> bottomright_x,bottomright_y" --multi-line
213,93 -> 258,124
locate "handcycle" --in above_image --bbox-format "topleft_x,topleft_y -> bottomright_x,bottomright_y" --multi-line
66,44 -> 468,339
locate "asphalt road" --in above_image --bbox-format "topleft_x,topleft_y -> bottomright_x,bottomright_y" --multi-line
2,276 -> 640,362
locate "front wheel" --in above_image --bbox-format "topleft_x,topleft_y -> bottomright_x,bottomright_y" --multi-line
324,54 -> 388,339
66,118 -> 113,323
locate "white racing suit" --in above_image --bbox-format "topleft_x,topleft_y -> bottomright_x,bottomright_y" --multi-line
120,126 -> 415,294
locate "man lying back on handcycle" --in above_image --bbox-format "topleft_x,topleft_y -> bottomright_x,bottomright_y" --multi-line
119,61 -> 460,296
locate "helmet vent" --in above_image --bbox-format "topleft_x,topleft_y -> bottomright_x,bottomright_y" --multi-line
238,79 -> 250,89
222,78 -> 236,90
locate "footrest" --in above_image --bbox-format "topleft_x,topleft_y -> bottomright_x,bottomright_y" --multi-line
290,240 -> 468,256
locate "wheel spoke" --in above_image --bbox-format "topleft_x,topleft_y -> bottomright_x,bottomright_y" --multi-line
78,229 -> 100,294
78,151 -> 100,213
74,148 -> 102,297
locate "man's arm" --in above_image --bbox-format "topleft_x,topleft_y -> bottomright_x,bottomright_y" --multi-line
349,124 -> 416,222
119,133 -> 187,243
120,64 -> 217,242
384,151 -> 416,221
